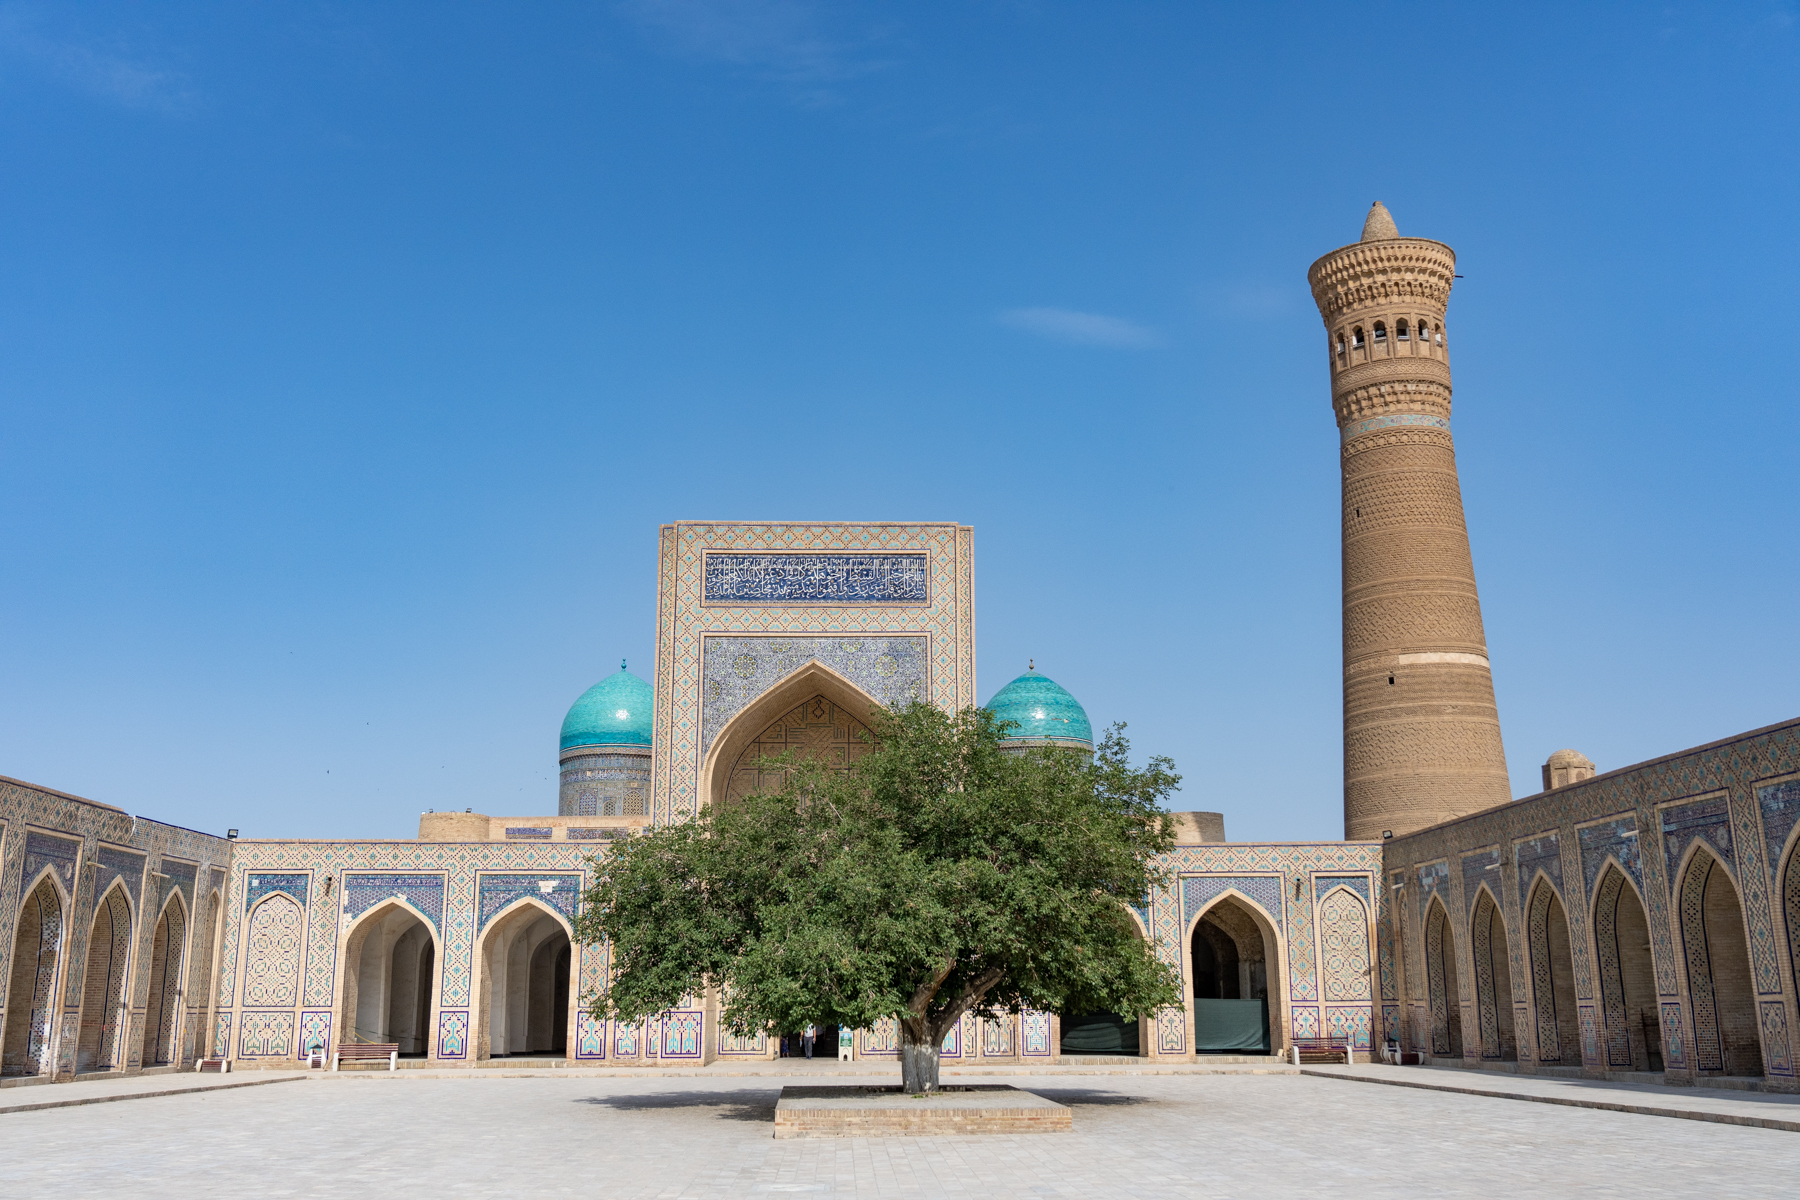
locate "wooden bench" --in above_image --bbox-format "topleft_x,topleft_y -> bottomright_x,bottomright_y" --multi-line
1291,1036 -> 1351,1064
194,1057 -> 230,1073
333,1042 -> 400,1072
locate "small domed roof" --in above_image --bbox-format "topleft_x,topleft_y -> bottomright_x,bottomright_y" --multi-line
986,663 -> 1093,749
1360,200 -> 1399,242
561,661 -> 653,752
1545,748 -> 1594,769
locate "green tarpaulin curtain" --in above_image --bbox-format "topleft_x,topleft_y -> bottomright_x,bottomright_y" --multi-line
1193,999 -> 1268,1052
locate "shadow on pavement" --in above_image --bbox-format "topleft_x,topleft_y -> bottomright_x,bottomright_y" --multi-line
575,1089 -> 778,1122
1025,1087 -> 1152,1108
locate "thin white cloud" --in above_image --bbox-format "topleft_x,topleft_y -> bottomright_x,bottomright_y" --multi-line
0,5 -> 196,113
616,0 -> 891,103
998,307 -> 1162,349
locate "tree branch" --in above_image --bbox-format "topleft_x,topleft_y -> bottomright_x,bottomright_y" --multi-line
903,956 -> 957,1043
929,966 -> 1005,1042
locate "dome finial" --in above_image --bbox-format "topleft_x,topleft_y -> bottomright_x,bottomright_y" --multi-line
1028,658 -> 1035,672
1361,201 -> 1399,242
621,657 -> 627,671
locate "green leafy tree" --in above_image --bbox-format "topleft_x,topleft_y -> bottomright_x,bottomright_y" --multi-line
574,701 -> 1182,1091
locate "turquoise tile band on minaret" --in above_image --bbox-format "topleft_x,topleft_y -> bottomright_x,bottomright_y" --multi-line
1340,412 -> 1450,441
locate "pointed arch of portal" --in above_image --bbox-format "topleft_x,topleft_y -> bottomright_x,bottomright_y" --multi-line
339,898 -> 442,1057
699,658 -> 884,810
140,888 -> 188,1067
1183,889 -> 1284,1057
1423,895 -> 1463,1058
474,896 -> 574,1061
1468,883 -> 1516,1061
2,870 -> 70,1077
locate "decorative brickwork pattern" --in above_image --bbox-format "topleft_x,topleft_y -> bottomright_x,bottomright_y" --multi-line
722,694 -> 879,805
242,894 -> 303,1008
1679,852 -> 1725,1072
1470,888 -> 1502,1059
78,885 -> 133,1070
1311,217 -> 1510,840
143,897 -> 185,1065
1181,876 -> 1282,926
1425,900 -> 1451,1054
1319,888 -> 1372,1002
1593,868 -> 1632,1067
1,876 -> 63,1076
1526,882 -> 1564,1063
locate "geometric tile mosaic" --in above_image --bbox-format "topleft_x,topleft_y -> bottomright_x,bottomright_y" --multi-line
476,873 -> 580,933
245,872 -> 308,911
344,873 -> 446,932
239,1011 -> 294,1058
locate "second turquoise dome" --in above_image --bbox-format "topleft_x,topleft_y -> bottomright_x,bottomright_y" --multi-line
561,663 -> 654,751
986,666 -> 1093,749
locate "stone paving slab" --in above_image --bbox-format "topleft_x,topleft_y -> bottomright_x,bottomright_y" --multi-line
303,1058 -> 1298,1080
5,1070 -> 1799,1198
773,1084 -> 1072,1137
1304,1063 -> 1800,1132
0,1070 -> 304,1115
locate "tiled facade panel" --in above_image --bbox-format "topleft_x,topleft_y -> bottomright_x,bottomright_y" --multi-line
1382,720 -> 1800,1089
652,523 -> 976,823
0,778 -> 232,1081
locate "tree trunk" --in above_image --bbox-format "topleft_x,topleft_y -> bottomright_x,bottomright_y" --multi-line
900,1037 -> 942,1093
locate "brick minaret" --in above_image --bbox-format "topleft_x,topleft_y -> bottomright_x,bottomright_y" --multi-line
1308,202 -> 1511,840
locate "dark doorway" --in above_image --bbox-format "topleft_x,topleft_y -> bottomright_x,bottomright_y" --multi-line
1059,1012 -> 1140,1055
778,1026 -> 839,1058
1191,897 -> 1272,1053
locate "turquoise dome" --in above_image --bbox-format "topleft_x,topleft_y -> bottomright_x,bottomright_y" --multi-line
986,665 -> 1093,749
560,662 -> 653,751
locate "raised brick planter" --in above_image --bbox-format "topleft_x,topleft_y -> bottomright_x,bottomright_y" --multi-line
772,1084 -> 1072,1138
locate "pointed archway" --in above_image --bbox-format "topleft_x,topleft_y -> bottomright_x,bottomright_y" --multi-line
1593,865 -> 1658,1070
1424,897 -> 1463,1058
476,900 -> 571,1059
1470,887 -> 1516,1061
140,892 -> 187,1066
2,873 -> 67,1077
1679,849 -> 1762,1076
77,883 -> 134,1072
1525,878 -> 1580,1065
1188,893 -> 1279,1054
342,901 -> 438,1056
700,660 -> 883,810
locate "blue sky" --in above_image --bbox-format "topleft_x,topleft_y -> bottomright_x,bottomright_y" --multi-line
2,2 -> 1796,841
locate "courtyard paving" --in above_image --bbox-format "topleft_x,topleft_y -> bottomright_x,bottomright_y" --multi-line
2,1070 -> 1796,1198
